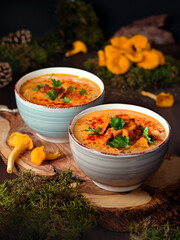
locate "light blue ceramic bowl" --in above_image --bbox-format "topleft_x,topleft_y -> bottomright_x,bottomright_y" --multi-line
15,67 -> 105,143
69,104 -> 170,192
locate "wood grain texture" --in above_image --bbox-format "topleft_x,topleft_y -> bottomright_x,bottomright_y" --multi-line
0,110 -> 179,232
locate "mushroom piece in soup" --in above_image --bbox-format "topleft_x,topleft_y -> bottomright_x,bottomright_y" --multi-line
19,73 -> 101,107
73,109 -> 167,154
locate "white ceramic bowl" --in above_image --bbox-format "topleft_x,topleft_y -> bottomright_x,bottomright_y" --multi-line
69,104 -> 170,192
15,67 -> 104,143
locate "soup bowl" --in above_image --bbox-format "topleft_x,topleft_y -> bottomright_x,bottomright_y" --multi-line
69,103 -> 170,192
15,67 -> 104,143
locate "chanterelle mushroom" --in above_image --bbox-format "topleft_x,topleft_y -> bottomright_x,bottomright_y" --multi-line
65,40 -> 88,57
7,132 -> 34,173
31,146 -> 61,165
141,91 -> 174,107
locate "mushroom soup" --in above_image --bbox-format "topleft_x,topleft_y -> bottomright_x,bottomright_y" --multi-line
19,73 -> 101,107
73,109 -> 167,154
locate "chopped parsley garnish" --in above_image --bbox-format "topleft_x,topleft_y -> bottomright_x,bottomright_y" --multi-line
79,88 -> 88,96
32,85 -> 40,91
68,86 -> 75,91
110,116 -> 125,130
51,79 -> 62,88
60,97 -> 70,103
32,84 -> 45,91
143,127 -> 154,144
84,126 -> 101,135
107,136 -> 129,150
45,89 -> 57,101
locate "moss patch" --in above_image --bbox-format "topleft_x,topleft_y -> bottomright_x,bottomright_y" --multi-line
0,170 -> 99,240
84,55 -> 180,91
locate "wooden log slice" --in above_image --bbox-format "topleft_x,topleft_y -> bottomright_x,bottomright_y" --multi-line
0,109 -> 179,232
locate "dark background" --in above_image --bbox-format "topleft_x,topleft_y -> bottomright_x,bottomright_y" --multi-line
1,0 -> 180,43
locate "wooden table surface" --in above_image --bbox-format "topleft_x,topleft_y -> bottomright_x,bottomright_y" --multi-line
0,50 -> 180,239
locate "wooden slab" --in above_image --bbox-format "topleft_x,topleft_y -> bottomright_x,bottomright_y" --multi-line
0,110 -> 179,232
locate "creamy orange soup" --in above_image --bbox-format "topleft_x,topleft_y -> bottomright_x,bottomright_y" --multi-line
73,109 -> 166,154
19,73 -> 101,107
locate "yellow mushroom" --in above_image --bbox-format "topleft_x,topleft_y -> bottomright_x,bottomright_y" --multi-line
104,44 -> 122,56
130,136 -> 149,149
31,146 -> 61,165
130,34 -> 151,52
65,40 -> 88,57
110,36 -> 133,54
106,53 -> 130,75
151,49 -> 165,65
125,51 -> 144,62
141,91 -> 174,107
98,50 -> 106,66
137,50 -> 160,69
7,132 -> 34,173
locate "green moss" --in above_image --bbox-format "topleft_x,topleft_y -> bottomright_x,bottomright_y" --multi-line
36,30 -> 65,57
0,170 -> 99,240
130,222 -> 180,240
84,56 -> 180,90
0,42 -> 48,73
55,0 -> 104,49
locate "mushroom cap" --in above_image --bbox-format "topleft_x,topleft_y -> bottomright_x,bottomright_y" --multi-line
31,146 -> 46,165
65,40 -> 88,57
106,53 -> 130,75
104,45 -> 125,56
110,36 -> 133,54
152,49 -> 165,65
125,51 -> 144,62
98,50 -> 106,66
156,92 -> 174,107
130,34 -> 151,52
8,132 -> 34,150
72,40 -> 87,53
137,50 -> 160,69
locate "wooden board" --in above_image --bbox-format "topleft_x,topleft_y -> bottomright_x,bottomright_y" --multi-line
0,109 -> 179,232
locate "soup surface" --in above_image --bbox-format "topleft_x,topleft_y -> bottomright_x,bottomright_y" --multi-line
73,109 -> 167,154
19,73 -> 101,107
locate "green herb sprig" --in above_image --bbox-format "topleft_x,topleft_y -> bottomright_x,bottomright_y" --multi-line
51,79 -> 62,88
110,116 -> 125,130
68,86 -> 76,91
45,89 -> 57,101
107,135 -> 129,150
79,88 -> 88,96
85,126 -> 102,135
32,84 -> 45,91
60,97 -> 70,103
143,127 -> 154,144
